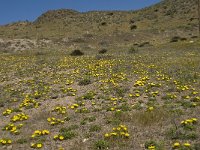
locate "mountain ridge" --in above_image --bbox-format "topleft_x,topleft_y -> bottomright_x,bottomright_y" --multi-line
0,0 -> 199,52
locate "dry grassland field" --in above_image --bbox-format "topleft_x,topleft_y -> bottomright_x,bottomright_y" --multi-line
0,42 -> 200,150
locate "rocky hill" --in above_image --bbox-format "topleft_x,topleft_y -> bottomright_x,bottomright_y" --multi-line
0,0 -> 199,52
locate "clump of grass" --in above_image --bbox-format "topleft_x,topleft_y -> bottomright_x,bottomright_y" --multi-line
128,108 -> 170,126
58,125 -> 78,139
16,138 -> 28,144
113,86 -> 129,97
61,131 -> 76,140
94,140 -> 109,150
128,47 -> 138,54
78,78 -> 91,86
81,116 -> 96,125
194,143 -> 200,150
89,125 -> 101,132
82,91 -> 96,100
59,124 -> 79,133
80,120 -> 87,125
166,127 -> 198,140
106,118 -> 121,126
88,116 -> 96,122
118,103 -> 132,111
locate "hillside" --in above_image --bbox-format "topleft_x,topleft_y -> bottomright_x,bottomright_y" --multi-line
0,0 -> 200,150
0,0 -> 199,52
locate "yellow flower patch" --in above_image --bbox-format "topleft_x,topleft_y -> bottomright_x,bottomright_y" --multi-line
104,124 -> 130,139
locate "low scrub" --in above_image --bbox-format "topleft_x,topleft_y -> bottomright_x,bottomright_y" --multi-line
70,49 -> 84,56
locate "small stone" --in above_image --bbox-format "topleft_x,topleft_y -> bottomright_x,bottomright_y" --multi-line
83,138 -> 88,142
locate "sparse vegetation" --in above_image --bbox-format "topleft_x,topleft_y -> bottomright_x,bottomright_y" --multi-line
0,0 -> 200,149
0,40 -> 199,150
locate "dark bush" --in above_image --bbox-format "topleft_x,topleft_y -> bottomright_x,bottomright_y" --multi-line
101,22 -> 107,26
107,12 -> 113,16
154,9 -> 159,12
191,36 -> 198,39
130,25 -> 137,30
190,17 -> 196,21
98,49 -> 108,54
180,37 -> 187,41
70,49 -> 84,56
35,25 -> 41,29
170,36 -> 187,43
138,42 -> 151,47
170,36 -> 180,42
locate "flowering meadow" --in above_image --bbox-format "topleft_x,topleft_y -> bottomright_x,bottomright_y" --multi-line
0,47 -> 200,150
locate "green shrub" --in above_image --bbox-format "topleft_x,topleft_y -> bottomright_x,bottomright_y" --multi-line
61,131 -> 76,139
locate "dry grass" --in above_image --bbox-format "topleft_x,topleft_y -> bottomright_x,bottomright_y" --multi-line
0,39 -> 200,150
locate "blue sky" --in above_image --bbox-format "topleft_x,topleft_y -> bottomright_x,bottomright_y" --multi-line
0,0 -> 161,25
